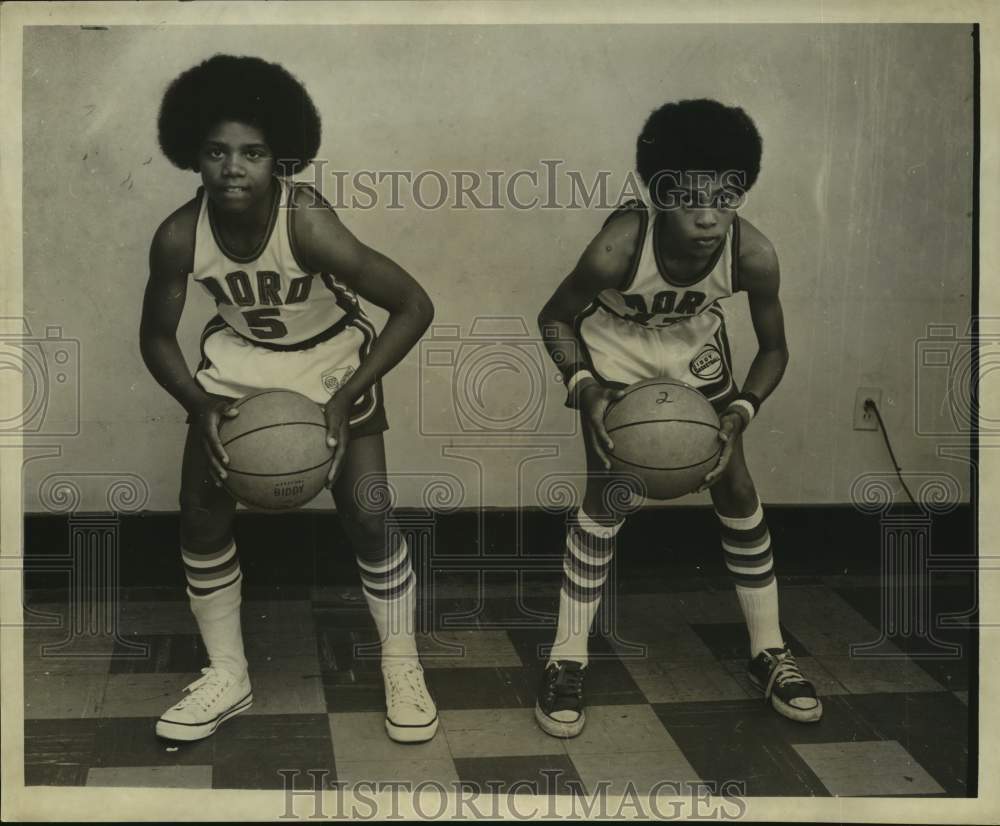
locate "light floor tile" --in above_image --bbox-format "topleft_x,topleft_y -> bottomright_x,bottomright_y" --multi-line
441,708 -> 565,759
777,587 -> 893,656
24,674 -> 106,719
793,740 -> 945,796
815,656 -> 946,694
418,630 -> 522,669
86,765 -> 213,788
570,750 -> 701,797
608,614 -> 718,662
623,660 -> 748,703
328,711 -> 453,762
99,673 -> 179,718
562,704 -> 681,756
245,672 -> 326,715
334,759 -> 460,787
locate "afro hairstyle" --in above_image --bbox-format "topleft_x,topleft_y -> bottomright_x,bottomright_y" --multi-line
157,54 -> 321,175
636,99 -> 762,207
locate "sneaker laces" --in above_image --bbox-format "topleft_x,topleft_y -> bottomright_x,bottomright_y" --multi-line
549,663 -> 585,703
384,663 -> 433,715
763,650 -> 808,700
173,667 -> 232,713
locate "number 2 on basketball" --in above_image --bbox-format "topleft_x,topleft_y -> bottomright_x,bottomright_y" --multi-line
243,308 -> 288,339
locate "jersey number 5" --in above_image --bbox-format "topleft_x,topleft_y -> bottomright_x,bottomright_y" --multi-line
243,308 -> 288,339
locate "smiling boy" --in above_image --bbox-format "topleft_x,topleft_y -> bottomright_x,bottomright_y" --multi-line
140,55 -> 438,743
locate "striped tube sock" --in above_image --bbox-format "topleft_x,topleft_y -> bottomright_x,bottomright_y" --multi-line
548,509 -> 622,668
182,539 -> 247,677
717,503 -> 783,657
183,539 -> 242,597
357,538 -> 418,662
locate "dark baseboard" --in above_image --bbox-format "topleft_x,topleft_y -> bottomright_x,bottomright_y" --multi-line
21,503 -> 975,591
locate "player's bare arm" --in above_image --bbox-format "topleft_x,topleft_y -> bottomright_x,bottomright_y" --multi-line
292,188 -> 434,479
736,218 -> 789,407
140,201 -> 237,482
538,212 -> 640,469
701,218 -> 788,488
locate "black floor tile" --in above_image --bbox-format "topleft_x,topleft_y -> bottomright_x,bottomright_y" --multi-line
211,713 -> 336,790
505,627 -> 646,705
584,660 -> 648,706
93,717 -> 217,768
652,699 -> 829,796
109,634 -> 207,674
837,691 -> 971,796
506,626 -> 624,668
315,624 -> 382,675
24,763 -> 90,786
436,596 -> 558,629
453,754 -> 584,797
761,694 -> 882,745
319,626 -> 385,712
689,622 -> 809,660
423,666 -> 538,710
833,583 -> 975,691
24,717 -> 99,786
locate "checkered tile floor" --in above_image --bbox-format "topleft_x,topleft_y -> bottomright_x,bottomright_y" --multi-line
23,575 -> 972,796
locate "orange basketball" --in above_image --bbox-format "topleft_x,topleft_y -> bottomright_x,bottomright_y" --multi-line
219,389 -> 334,510
604,379 -> 722,500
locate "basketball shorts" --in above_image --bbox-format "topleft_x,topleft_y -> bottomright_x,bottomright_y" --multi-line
576,304 -> 738,413
192,313 -> 389,438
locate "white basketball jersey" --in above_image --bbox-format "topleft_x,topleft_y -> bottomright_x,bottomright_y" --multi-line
191,179 -> 362,346
575,198 -> 742,405
595,199 -> 740,329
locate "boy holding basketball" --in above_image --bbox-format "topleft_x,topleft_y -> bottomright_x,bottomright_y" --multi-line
140,55 -> 438,743
535,99 -> 822,737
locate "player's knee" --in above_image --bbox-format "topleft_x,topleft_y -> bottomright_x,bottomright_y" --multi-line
341,509 -> 389,558
179,492 -> 231,551
712,471 -> 757,512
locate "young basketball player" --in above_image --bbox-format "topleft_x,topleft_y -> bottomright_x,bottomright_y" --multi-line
534,99 -> 822,737
140,55 -> 438,743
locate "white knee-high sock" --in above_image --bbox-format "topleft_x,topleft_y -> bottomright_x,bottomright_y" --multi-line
357,538 -> 418,663
548,509 -> 622,668
717,503 -> 783,657
183,540 -> 248,678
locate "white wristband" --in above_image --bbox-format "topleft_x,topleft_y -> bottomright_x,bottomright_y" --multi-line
566,369 -> 594,396
727,398 -> 756,425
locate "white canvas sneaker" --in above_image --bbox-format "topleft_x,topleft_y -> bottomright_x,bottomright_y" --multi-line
382,661 -> 438,743
155,666 -> 253,741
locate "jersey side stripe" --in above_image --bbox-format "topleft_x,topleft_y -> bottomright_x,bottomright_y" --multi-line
730,216 -> 742,293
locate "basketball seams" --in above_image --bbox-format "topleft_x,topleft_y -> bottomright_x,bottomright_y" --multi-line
220,420 -> 328,448
225,457 -> 333,478
605,449 -> 721,473
216,389 -> 334,509
600,379 -> 722,493
605,418 -> 721,435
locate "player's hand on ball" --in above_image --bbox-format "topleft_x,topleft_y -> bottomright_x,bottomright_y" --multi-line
195,397 -> 240,486
323,398 -> 351,488
699,410 -> 746,491
580,383 -> 627,471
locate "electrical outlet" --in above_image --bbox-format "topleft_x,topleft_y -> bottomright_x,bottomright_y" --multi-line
853,387 -> 882,431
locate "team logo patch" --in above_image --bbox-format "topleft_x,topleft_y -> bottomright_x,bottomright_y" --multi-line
321,366 -> 355,394
690,345 -> 723,381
